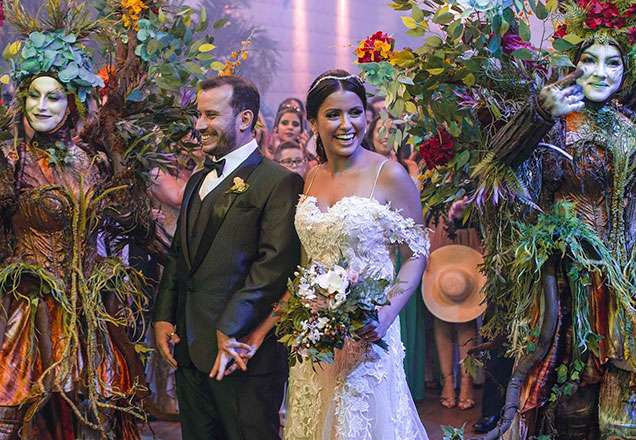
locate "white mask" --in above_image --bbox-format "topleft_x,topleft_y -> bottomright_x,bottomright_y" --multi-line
575,43 -> 624,103
25,76 -> 69,133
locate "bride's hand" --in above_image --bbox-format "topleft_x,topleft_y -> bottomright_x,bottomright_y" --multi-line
223,331 -> 266,376
358,309 -> 393,342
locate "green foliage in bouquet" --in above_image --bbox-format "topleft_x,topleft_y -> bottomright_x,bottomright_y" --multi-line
276,261 -> 390,367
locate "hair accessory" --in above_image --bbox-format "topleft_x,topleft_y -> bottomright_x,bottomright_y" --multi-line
308,74 -> 362,94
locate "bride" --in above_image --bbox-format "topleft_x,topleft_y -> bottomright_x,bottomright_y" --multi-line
234,70 -> 429,439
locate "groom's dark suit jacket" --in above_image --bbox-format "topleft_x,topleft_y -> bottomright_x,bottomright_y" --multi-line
153,149 -> 303,374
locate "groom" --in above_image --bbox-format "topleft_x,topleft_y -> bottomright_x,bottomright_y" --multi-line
153,75 -> 303,439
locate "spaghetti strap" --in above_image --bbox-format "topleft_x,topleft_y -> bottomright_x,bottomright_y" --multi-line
304,164 -> 322,196
370,159 -> 389,199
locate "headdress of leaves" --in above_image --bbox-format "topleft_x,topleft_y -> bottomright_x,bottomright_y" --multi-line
553,0 -> 636,90
4,0 -> 105,104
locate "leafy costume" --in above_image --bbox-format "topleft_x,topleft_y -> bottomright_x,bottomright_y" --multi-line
0,0 -> 222,438
356,0 -> 636,437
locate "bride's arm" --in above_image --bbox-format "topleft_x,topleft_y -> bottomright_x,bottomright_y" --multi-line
359,160 -> 427,342
224,247 -> 308,375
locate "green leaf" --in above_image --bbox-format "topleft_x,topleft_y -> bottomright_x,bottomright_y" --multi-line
210,61 -> 225,71
58,62 -> 79,82
546,0 -> 559,12
557,364 -> 568,384
198,43 -> 216,52
553,38 -> 575,52
147,39 -> 162,54
184,61 -> 203,76
426,67 -> 444,75
455,150 -> 470,168
550,53 -> 575,67
511,48 -> 534,60
398,75 -> 414,85
213,18 -> 229,29
519,20 -> 531,42
534,1 -> 548,20
563,34 -> 584,45
412,6 -> 424,21
462,73 -> 475,87
29,32 -> 47,48
433,11 -> 454,25
425,36 -> 443,48
401,16 -> 417,29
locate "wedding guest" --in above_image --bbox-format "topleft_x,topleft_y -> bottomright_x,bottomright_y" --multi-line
274,141 -> 310,178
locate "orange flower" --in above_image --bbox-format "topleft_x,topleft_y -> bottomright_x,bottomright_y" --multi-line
356,31 -> 394,63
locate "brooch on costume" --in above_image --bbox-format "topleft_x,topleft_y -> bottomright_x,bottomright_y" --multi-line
226,177 -> 249,194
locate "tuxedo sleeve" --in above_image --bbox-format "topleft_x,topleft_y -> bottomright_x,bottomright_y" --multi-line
217,171 -> 303,338
152,218 -> 181,324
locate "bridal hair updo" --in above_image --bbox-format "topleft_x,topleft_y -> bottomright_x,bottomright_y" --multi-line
306,69 -> 367,162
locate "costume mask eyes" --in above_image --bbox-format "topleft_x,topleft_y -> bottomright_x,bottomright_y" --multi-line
25,76 -> 69,133
575,44 -> 624,103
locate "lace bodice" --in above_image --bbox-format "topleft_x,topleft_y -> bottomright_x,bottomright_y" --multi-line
295,194 -> 429,284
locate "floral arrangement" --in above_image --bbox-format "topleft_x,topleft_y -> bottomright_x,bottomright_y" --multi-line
552,0 -> 636,89
276,260 -> 390,366
356,31 -> 395,63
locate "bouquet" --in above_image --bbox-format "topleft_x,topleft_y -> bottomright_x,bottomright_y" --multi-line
276,260 -> 391,366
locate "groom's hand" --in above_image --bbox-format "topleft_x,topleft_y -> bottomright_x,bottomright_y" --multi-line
209,330 -> 251,381
154,321 -> 180,369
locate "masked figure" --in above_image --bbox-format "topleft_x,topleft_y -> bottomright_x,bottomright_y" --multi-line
476,2 -> 636,439
0,6 -> 154,440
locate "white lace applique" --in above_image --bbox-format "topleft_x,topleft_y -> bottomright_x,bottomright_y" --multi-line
284,195 -> 429,440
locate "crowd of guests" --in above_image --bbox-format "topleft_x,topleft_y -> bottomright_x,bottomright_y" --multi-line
145,91 -> 507,434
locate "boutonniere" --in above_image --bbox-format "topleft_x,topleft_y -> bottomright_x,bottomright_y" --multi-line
226,177 -> 249,194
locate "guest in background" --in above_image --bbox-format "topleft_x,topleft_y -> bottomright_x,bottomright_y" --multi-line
277,96 -> 305,115
274,141 -> 310,178
364,115 -> 396,159
254,111 -> 273,159
369,95 -> 386,114
271,107 -> 309,152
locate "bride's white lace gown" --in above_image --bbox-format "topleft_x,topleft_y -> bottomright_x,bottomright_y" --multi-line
284,192 -> 430,440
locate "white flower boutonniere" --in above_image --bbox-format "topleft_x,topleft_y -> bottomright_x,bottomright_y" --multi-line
226,177 -> 249,194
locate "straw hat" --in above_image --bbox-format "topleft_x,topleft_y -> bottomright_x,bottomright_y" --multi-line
422,244 -> 486,323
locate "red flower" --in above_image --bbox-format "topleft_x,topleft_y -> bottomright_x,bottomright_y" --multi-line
628,27 -> 636,45
0,1 -> 4,27
356,31 -> 394,64
553,24 -> 568,38
418,129 -> 455,170
626,5 -> 636,17
579,0 -> 629,30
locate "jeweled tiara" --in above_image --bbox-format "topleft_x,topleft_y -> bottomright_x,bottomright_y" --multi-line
307,74 -> 362,94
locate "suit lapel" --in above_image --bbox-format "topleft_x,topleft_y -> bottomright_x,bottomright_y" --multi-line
179,169 -> 207,271
191,149 -> 263,273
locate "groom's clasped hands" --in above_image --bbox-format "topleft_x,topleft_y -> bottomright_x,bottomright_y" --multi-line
209,330 -> 265,380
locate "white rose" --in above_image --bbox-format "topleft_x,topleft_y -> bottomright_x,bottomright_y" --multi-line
316,266 -> 349,294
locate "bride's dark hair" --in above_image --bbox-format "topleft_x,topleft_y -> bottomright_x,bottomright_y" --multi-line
306,69 -> 367,162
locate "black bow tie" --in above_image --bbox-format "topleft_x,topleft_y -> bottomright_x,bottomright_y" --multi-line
203,157 -> 226,176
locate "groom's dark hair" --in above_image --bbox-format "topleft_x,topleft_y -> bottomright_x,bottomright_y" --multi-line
198,76 -> 260,130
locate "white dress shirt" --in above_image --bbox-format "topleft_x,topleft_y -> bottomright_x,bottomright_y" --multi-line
198,139 -> 258,199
